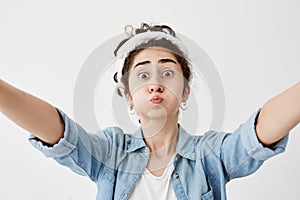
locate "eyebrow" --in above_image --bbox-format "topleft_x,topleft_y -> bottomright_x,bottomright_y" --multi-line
133,58 -> 178,69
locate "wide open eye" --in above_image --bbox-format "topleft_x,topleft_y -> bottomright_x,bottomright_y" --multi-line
162,70 -> 174,78
137,72 -> 149,79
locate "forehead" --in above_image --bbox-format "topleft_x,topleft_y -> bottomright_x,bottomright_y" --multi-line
131,47 -> 179,67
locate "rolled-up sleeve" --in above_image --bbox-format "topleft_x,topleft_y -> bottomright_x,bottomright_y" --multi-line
240,108 -> 289,161
28,108 -> 78,158
28,108 -> 113,181
219,108 -> 289,180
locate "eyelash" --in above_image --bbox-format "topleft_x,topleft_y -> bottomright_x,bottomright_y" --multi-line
137,72 -> 149,79
162,70 -> 174,77
137,69 -> 174,79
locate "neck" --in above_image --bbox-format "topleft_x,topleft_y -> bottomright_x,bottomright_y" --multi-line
140,114 -> 179,153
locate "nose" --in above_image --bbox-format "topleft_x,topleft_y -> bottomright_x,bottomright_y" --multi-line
149,83 -> 164,93
148,71 -> 164,93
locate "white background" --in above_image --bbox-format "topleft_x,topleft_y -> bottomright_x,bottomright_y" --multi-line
1,0 -> 300,199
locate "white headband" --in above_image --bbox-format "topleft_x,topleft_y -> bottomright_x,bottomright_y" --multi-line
115,31 -> 188,83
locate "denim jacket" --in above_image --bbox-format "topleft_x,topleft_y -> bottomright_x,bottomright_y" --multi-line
29,108 -> 288,200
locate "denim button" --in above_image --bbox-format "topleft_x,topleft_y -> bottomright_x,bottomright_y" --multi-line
175,154 -> 180,161
173,172 -> 179,179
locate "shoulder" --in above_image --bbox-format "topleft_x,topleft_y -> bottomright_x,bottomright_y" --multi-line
193,130 -> 228,157
177,125 -> 227,159
96,126 -> 134,140
95,126 -> 141,150
189,129 -> 227,148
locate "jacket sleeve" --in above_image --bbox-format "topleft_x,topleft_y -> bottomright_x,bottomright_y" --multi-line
202,108 -> 289,181
221,108 -> 289,180
28,108 -> 114,181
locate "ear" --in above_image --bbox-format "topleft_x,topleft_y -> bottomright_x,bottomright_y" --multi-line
182,86 -> 190,102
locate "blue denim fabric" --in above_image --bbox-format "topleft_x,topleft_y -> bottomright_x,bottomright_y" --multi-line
29,108 -> 288,200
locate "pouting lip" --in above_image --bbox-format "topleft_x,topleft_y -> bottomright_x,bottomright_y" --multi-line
150,95 -> 164,103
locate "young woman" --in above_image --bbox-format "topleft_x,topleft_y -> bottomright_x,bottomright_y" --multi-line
0,23 -> 299,200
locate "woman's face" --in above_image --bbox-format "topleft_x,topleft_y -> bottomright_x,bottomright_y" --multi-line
127,47 -> 189,123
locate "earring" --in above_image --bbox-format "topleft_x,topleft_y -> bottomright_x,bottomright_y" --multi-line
180,102 -> 188,111
129,104 -> 136,115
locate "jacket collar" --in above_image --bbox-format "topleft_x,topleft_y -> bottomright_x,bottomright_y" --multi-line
126,127 -> 146,153
176,125 -> 197,160
127,124 -> 197,161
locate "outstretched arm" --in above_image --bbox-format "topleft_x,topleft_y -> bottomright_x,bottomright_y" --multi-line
255,81 -> 300,146
0,79 -> 64,145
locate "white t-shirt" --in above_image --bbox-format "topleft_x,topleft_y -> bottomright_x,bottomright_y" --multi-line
129,155 -> 177,200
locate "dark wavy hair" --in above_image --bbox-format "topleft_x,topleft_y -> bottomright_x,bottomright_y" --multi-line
113,23 -> 191,96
